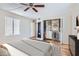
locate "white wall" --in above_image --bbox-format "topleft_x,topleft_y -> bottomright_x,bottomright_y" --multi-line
0,9 -> 33,40
62,15 -> 72,44
70,4 -> 79,35
30,21 -> 36,37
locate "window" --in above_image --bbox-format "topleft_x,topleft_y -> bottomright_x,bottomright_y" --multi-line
5,16 -> 20,36
14,19 -> 20,35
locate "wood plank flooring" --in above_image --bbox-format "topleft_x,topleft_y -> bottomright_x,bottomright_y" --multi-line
45,39 -> 71,56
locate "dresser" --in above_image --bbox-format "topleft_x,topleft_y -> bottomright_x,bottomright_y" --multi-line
69,35 -> 79,56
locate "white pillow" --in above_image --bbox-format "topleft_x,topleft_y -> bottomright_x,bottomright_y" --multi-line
0,45 -> 10,56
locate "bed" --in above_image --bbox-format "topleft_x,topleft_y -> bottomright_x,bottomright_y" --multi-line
7,39 -> 52,56
0,38 -> 61,56
2,44 -> 28,56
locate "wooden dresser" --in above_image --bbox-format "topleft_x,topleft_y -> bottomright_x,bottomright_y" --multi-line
69,35 -> 79,56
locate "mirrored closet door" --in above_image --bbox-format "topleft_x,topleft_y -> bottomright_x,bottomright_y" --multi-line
43,19 -> 60,41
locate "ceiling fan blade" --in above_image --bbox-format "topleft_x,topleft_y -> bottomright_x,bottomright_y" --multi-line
20,3 -> 28,6
24,7 -> 30,11
32,8 -> 38,12
34,5 -> 44,7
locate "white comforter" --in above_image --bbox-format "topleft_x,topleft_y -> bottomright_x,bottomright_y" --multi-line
0,39 -> 61,56
7,39 -> 52,56
3,44 -> 28,56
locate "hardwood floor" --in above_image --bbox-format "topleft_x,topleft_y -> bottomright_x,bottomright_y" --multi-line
61,44 -> 71,56
45,39 -> 71,56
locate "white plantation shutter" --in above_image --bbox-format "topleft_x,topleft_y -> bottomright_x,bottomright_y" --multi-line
5,16 -> 13,36
14,19 -> 20,35
5,16 -> 20,36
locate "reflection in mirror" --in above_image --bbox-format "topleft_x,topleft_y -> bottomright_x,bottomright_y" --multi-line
44,19 -> 60,41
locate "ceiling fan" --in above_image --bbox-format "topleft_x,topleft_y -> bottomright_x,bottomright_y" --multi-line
20,3 -> 45,12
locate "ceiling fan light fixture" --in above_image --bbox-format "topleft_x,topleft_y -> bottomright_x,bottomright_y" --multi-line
20,3 -> 45,12
32,8 -> 38,12
24,7 -> 30,11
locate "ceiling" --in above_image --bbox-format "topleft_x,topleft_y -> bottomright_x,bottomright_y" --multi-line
0,3 -> 72,19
